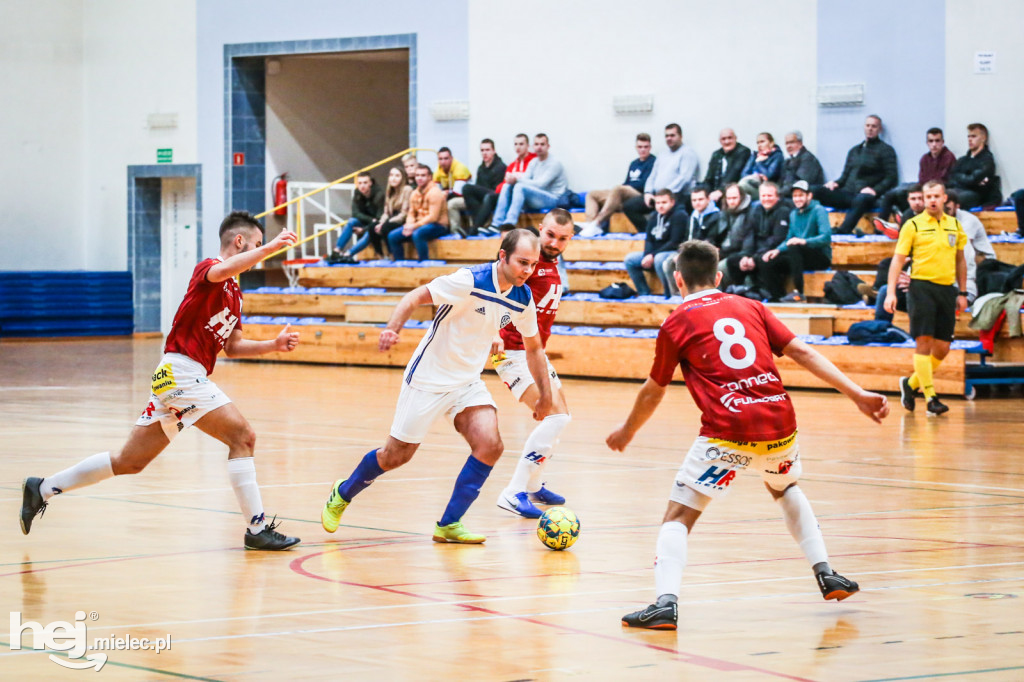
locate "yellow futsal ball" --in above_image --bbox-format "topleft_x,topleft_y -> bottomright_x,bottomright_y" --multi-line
537,506 -> 580,550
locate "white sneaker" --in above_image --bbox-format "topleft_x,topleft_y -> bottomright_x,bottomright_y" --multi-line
496,488 -> 542,518
578,222 -> 604,238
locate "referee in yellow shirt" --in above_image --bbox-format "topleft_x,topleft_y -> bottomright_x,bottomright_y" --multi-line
885,180 -> 967,415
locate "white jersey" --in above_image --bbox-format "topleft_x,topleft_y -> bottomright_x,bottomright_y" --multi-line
404,261 -> 539,392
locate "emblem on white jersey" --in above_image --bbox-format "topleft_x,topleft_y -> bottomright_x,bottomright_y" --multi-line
500,312 -> 512,328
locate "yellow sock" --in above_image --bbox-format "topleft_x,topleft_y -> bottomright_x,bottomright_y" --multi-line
908,373 -> 920,390
931,356 -> 942,371
913,354 -> 936,399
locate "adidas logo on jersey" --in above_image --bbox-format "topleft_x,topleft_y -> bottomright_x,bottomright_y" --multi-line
474,307 -> 486,315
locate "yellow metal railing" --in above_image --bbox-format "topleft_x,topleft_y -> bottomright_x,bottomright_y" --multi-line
260,147 -> 435,262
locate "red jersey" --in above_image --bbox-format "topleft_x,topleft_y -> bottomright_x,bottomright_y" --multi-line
495,153 -> 536,194
500,253 -> 561,350
649,290 -> 797,442
164,258 -> 243,375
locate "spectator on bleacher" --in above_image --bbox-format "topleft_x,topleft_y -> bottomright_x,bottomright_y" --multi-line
388,164 -> 449,261
1013,189 -> 1024,237
887,180 -> 968,416
716,183 -> 752,286
330,172 -> 383,262
402,154 -> 419,188
490,134 -> 569,230
623,189 -> 688,298
662,185 -> 721,296
704,128 -> 751,205
875,183 -> 926,239
577,133 -> 656,237
946,190 -> 996,304
433,147 -> 473,236
478,135 -> 535,236
813,115 -> 898,235
949,123 -> 1001,209
737,132 -> 784,198
460,139 -> 507,237
779,131 -> 825,199
335,166 -> 411,262
875,128 -> 955,237
623,123 -> 700,232
724,182 -> 789,296
760,181 -> 832,302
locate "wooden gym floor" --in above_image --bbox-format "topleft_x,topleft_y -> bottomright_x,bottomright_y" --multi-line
2,337 -> 1022,681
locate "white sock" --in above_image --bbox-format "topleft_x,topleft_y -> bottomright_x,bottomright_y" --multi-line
41,452 -> 114,501
654,521 -> 688,599
507,413 -> 571,493
227,457 -> 266,534
777,485 -> 829,567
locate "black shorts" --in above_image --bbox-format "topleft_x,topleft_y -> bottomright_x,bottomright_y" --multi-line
907,279 -> 957,341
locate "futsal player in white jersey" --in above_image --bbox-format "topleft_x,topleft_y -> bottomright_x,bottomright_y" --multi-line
320,229 -> 554,543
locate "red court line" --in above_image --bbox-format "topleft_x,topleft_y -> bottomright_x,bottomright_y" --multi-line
289,547 -> 816,681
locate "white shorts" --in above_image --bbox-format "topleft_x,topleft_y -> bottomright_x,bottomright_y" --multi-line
390,380 -> 496,444
135,353 -> 231,442
670,432 -> 802,507
493,350 -> 561,401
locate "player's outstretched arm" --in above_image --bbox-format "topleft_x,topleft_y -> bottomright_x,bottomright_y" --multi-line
522,333 -> 553,420
606,378 -> 667,451
223,324 -> 299,358
379,286 -> 433,351
781,337 -> 889,423
207,230 -> 298,283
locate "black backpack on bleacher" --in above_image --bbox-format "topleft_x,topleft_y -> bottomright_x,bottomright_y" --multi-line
823,271 -> 864,305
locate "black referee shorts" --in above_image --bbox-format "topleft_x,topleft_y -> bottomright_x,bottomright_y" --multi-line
907,279 -> 958,341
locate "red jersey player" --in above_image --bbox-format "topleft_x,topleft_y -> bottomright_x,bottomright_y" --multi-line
21,211 -> 304,551
492,209 -> 575,518
608,240 -> 889,630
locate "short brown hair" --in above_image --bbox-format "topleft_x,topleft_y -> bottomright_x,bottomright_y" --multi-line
498,228 -> 539,262
636,133 -> 651,143
922,180 -> 946,193
675,240 -> 719,291
968,122 -> 989,139
545,208 -> 573,226
654,188 -> 675,199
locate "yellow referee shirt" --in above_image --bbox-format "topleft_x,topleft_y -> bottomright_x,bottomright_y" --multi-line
894,212 -> 967,286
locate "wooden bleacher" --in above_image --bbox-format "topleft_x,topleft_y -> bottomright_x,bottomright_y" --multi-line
240,206 -> 1022,397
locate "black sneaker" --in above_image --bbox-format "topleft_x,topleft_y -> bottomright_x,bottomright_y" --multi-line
817,570 -> 860,601
899,376 -> 916,412
926,397 -> 949,416
244,516 -> 301,550
621,602 -> 677,630
20,477 -> 47,535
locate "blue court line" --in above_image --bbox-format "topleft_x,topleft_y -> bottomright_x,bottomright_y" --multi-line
860,666 -> 1024,681
0,640 -> 223,681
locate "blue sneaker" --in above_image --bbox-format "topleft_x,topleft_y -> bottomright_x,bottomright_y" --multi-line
529,486 -> 565,506
496,489 -> 542,518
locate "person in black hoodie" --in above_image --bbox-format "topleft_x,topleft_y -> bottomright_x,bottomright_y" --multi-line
724,182 -> 789,294
949,123 -> 1000,208
623,189 -> 688,297
458,138 -> 507,235
704,128 -> 751,205
812,115 -> 898,234
716,183 -> 752,284
332,172 -> 384,261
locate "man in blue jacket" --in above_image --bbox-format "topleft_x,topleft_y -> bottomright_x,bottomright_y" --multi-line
578,133 -> 656,237
761,181 -> 833,302
623,189 -> 688,297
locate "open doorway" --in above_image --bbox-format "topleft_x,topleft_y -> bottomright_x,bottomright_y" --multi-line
127,165 -> 202,334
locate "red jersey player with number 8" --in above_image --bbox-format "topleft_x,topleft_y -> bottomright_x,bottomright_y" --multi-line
608,240 -> 889,630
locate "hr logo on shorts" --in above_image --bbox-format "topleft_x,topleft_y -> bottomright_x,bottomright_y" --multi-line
696,465 -> 737,489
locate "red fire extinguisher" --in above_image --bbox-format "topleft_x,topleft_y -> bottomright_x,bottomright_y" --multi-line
272,173 -> 289,216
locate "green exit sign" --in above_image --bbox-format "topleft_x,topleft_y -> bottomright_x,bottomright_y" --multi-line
157,148 -> 173,163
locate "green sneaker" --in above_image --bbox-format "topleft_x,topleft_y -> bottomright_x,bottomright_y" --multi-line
432,520 -> 486,544
321,479 -> 350,533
